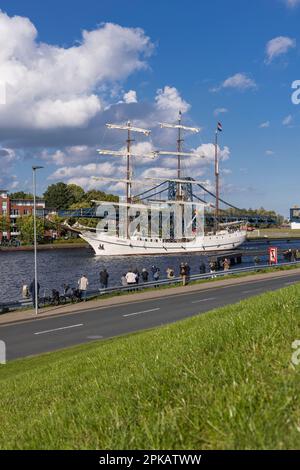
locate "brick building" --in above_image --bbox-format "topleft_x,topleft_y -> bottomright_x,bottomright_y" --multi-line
0,190 -> 46,241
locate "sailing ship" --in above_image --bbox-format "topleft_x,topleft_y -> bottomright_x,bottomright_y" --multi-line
76,113 -> 247,256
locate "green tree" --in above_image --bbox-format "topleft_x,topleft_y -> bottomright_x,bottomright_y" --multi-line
67,184 -> 85,205
85,189 -> 118,204
43,182 -> 74,210
9,191 -> 34,199
0,214 -> 10,233
18,215 -> 44,244
47,214 -> 65,237
69,201 -> 91,209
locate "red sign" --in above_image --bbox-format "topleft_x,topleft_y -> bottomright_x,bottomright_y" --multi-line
269,247 -> 278,265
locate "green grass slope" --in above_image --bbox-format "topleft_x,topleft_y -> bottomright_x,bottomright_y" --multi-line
1,285 -> 300,450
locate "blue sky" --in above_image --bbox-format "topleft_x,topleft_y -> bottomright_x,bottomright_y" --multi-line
0,0 -> 300,215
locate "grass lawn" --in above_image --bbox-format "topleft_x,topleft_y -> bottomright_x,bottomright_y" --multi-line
1,285 -> 300,449
247,228 -> 300,239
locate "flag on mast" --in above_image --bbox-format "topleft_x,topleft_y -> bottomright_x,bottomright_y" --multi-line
217,122 -> 223,132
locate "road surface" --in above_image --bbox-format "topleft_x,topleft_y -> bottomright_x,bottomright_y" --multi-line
1,271 -> 300,361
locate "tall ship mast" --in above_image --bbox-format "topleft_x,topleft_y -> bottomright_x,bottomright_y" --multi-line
158,110 -> 201,202
74,113 -> 246,256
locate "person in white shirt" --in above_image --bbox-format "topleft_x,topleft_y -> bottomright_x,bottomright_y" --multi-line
125,270 -> 137,285
78,275 -> 89,301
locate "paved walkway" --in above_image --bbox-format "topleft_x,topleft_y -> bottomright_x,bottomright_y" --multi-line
1,268 -> 300,326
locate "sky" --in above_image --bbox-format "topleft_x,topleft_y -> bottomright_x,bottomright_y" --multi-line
0,0 -> 300,216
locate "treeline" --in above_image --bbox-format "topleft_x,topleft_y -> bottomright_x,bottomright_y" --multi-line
221,207 -> 285,225
10,183 -> 119,210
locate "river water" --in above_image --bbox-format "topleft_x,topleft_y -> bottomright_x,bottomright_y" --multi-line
1,238 -> 300,303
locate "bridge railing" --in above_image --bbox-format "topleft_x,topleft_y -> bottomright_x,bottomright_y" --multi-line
1,260 -> 300,314
56,207 -> 278,225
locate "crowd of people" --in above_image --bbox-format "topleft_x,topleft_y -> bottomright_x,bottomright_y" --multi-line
18,247 -> 300,310
283,248 -> 300,262
22,259 -> 235,307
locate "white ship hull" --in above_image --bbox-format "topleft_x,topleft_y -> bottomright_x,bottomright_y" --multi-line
80,230 -> 247,256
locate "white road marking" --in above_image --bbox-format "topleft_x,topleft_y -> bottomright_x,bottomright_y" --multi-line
242,288 -> 263,294
123,308 -> 160,318
34,324 -> 83,335
86,335 -> 103,340
191,297 -> 216,304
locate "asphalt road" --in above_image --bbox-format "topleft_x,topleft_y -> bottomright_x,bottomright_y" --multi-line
1,271 -> 300,361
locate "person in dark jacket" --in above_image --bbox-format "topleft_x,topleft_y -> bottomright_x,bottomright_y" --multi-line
141,268 -> 149,282
153,268 -> 160,287
99,269 -> 109,289
29,279 -> 40,308
180,262 -> 187,286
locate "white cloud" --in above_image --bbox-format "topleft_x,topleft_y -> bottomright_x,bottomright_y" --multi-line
265,36 -> 296,63
212,73 -> 257,92
49,161 -> 122,180
222,73 -> 256,90
41,145 -> 97,166
265,150 -> 274,156
0,148 -> 19,189
0,12 -> 153,130
0,147 -> 16,164
33,96 -> 101,129
155,86 -> 190,115
123,90 -> 138,104
282,114 -> 293,125
214,108 -> 228,116
193,143 -> 230,163
259,121 -> 270,128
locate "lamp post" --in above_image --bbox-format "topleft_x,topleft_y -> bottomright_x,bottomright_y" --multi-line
32,166 -> 43,315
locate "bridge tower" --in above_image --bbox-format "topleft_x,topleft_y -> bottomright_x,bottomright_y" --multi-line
168,179 -> 193,202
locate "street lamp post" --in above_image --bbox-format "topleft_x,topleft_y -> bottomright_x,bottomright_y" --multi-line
32,166 -> 43,315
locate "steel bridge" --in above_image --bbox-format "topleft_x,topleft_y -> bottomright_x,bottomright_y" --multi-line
57,179 -> 278,227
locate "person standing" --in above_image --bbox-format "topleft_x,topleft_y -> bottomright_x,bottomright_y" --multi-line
151,265 -> 158,279
209,260 -> 217,279
254,256 -> 260,266
126,269 -> 137,287
166,267 -> 175,280
153,268 -> 160,287
223,258 -> 230,272
22,283 -> 29,299
121,273 -> 127,287
78,274 -> 89,301
180,262 -> 187,286
99,268 -> 109,289
141,268 -> 149,283
29,279 -> 40,308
